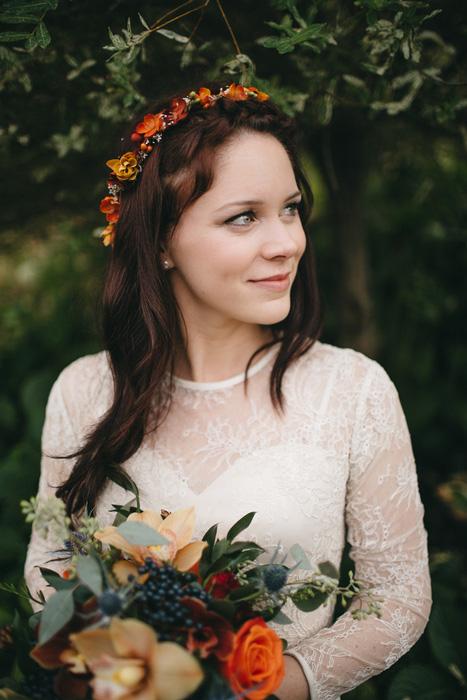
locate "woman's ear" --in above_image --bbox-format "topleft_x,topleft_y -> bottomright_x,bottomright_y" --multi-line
160,247 -> 174,270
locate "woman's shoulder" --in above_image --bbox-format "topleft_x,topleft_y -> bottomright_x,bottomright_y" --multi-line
295,340 -> 396,395
49,351 -> 113,420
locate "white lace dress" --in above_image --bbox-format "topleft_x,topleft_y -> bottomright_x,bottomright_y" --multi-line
25,341 -> 431,700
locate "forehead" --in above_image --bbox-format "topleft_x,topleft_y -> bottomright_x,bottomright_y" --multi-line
209,132 -> 296,196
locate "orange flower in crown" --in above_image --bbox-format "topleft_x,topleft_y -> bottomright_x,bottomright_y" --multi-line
100,197 -> 120,223
136,112 -> 165,139
100,84 -> 270,246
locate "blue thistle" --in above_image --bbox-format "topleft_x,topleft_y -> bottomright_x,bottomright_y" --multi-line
98,590 -> 123,616
263,564 -> 288,593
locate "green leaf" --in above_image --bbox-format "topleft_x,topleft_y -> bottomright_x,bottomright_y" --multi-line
39,567 -> 77,591
0,13 -> 40,23
292,590 -> 327,612
263,36 -> 295,53
228,584 -> 258,601
76,555 -> 103,596
427,604 -> 464,679
24,34 -> 37,48
39,589 -> 75,644
156,28 -> 189,43
138,13 -> 150,31
291,543 -> 312,569
0,30 -> 30,40
115,521 -> 169,546
2,0 -> 57,12
202,522 -> 219,549
108,28 -> 126,50
226,540 -> 262,555
387,664 -> 447,700
271,610 -> 293,625
226,512 -> 256,541
105,464 -> 141,511
318,561 -> 338,578
208,598 -> 236,620
36,21 -> 50,48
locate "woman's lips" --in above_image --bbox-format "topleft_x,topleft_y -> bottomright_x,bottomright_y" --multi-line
248,273 -> 291,292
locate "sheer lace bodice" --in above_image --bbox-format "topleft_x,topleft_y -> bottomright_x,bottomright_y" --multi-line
25,342 -> 431,700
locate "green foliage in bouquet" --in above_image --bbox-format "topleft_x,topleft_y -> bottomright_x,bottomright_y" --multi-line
0,493 -> 382,700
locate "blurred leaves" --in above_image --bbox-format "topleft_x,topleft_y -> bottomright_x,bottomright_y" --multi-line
0,1 -> 466,694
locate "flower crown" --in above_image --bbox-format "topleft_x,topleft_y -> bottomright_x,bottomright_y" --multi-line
99,83 -> 269,247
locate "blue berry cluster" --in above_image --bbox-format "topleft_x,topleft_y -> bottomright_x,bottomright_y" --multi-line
134,559 -> 212,641
20,668 -> 60,700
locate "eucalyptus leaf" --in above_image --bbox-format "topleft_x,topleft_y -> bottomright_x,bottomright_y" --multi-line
226,511 -> 255,541
318,561 -> 338,579
77,555 -> 103,596
292,590 -> 327,612
291,543 -> 312,569
115,521 -> 169,546
39,589 -> 75,644
271,610 -> 293,625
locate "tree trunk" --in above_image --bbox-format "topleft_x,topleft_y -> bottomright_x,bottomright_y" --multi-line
311,124 -> 378,357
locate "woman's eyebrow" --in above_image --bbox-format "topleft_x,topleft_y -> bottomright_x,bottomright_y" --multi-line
215,190 -> 302,213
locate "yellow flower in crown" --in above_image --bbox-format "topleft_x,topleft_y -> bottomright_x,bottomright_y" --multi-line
100,223 -> 115,248
106,151 -> 139,181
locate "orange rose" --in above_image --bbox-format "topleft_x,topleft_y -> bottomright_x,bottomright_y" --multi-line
222,618 -> 285,700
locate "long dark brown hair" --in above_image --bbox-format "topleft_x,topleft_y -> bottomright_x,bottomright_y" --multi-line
56,82 -> 324,516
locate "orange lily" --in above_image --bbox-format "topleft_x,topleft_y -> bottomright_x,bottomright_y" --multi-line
71,617 -> 203,700
94,507 -> 207,573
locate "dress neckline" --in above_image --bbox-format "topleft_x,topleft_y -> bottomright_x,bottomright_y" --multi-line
172,345 -> 278,392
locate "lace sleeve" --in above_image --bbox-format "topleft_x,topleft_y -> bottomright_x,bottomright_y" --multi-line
287,362 -> 431,700
24,374 -> 79,604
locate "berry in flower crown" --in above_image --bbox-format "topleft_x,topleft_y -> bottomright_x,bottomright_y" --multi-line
99,83 -> 269,247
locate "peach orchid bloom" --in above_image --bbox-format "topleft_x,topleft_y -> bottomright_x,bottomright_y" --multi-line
71,617 -> 203,700
94,507 -> 207,574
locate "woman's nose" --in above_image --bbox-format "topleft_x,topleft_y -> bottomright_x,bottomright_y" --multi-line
260,220 -> 301,259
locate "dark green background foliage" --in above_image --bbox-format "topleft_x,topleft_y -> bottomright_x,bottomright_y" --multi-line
0,1 -> 466,697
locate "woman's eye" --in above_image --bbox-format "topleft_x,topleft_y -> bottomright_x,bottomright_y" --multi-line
283,201 -> 300,216
225,211 -> 255,227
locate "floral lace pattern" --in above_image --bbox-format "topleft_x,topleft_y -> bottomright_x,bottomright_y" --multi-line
24,342 -> 431,700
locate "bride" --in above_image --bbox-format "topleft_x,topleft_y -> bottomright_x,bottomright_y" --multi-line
25,82 -> 431,700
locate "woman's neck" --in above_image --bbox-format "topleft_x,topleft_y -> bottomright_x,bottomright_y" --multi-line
173,323 -> 273,383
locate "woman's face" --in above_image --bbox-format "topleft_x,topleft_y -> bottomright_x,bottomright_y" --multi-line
167,132 -> 306,332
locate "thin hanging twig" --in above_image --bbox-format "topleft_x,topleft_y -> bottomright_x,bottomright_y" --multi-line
215,0 -> 241,55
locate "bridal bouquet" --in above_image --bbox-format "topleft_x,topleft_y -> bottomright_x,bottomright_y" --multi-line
0,494 -> 381,700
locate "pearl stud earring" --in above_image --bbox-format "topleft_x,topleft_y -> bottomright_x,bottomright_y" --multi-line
163,260 -> 170,269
